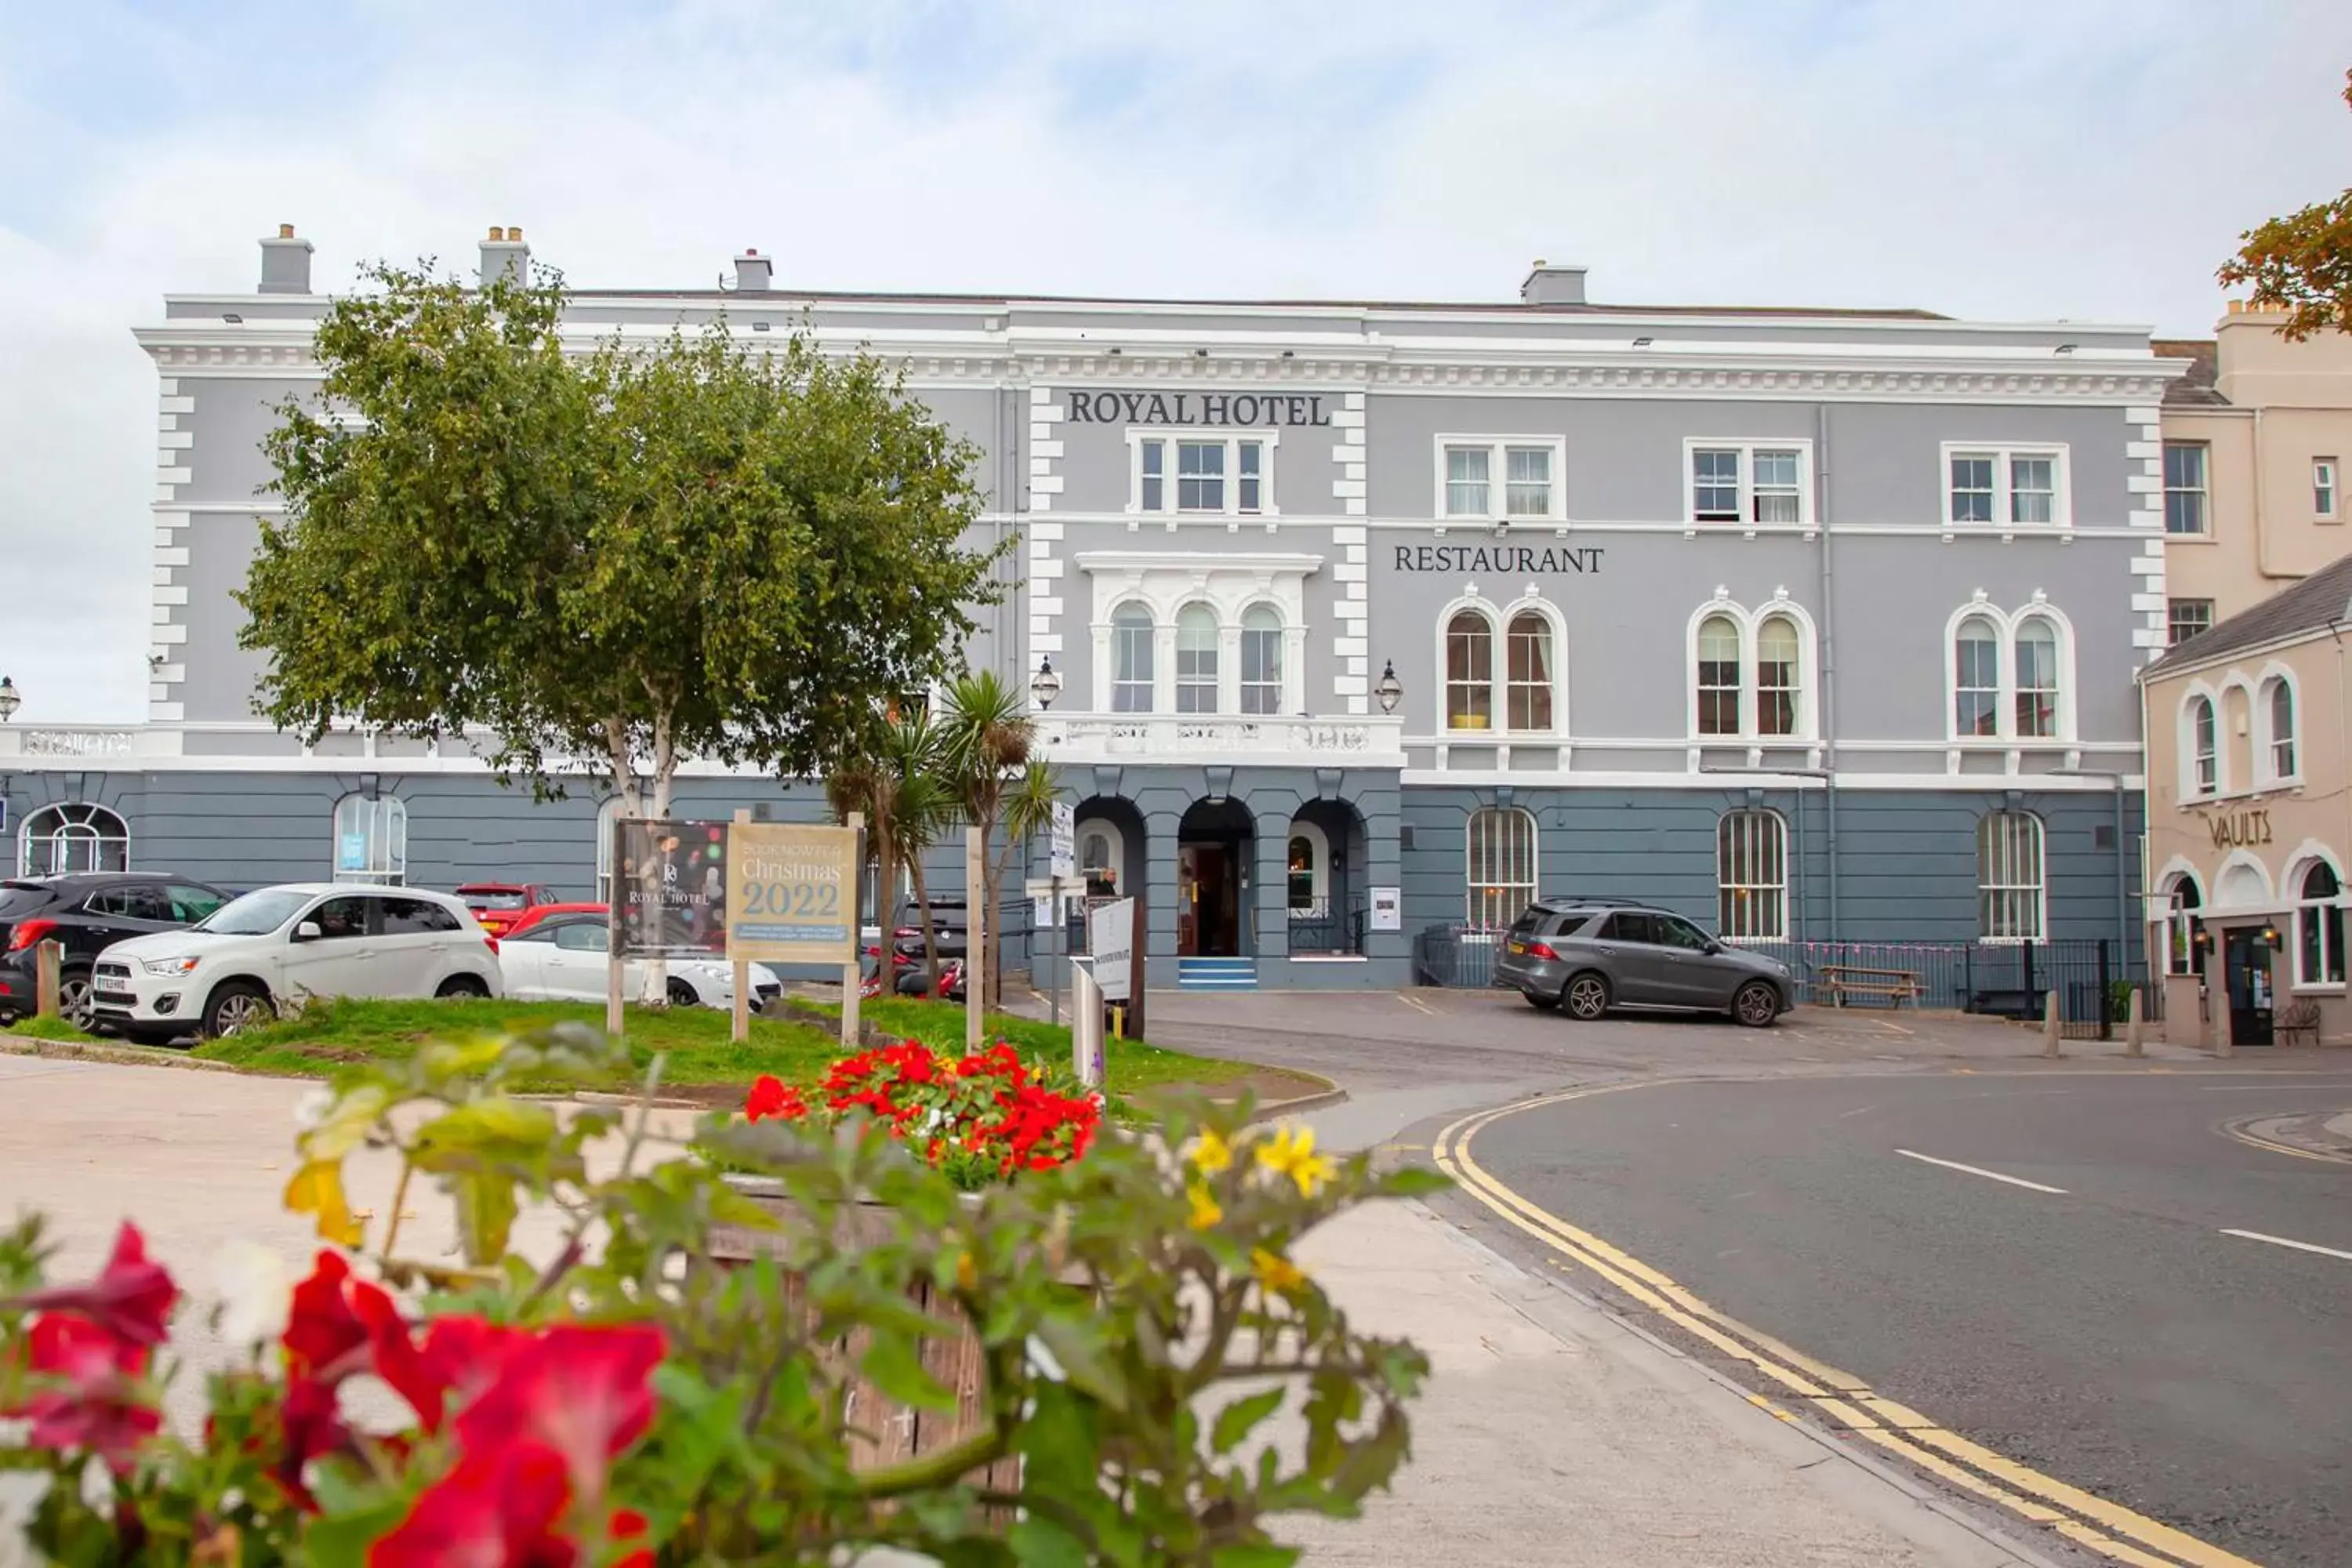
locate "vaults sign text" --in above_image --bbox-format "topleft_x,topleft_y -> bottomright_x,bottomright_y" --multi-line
2205,807 -> 2273,850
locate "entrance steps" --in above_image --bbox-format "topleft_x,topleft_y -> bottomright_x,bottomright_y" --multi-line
1177,956 -> 1258,991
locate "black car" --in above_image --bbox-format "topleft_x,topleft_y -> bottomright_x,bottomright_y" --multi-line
0,873 -> 234,1031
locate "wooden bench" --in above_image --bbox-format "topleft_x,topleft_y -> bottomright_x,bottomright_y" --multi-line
2276,998 -> 2321,1047
1819,964 -> 1926,1008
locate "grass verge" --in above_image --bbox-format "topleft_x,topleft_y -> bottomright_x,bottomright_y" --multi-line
5,995 -> 1258,1104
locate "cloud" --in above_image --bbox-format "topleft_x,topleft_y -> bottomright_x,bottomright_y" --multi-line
2,0 -> 2347,722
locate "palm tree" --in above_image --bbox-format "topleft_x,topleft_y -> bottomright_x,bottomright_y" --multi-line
938,670 -> 1057,1005
826,708 -> 956,993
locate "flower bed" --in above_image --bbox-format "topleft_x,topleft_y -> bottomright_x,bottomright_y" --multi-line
0,1021 -> 1439,1566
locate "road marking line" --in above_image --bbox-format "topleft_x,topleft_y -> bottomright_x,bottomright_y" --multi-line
1433,1087 -> 2263,1568
1893,1149 -> 2067,1194
2219,1228 -> 2352,1262
1397,993 -> 1435,1016
2221,1122 -> 2352,1167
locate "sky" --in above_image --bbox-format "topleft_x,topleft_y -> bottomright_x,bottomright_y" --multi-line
2,0 -> 2348,724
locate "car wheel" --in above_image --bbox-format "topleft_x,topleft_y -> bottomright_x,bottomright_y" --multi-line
436,975 -> 492,1001
1733,982 -> 1780,1029
58,970 -> 98,1033
201,981 -> 274,1039
1562,972 -> 1612,1021
666,978 -> 699,1008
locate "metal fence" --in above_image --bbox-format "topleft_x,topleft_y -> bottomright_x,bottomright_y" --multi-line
1413,924 -> 2151,1036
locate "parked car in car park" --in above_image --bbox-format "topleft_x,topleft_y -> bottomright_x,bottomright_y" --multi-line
1491,896 -> 1793,1029
0,873 -> 233,1032
89,884 -> 503,1043
454,881 -> 561,937
496,905 -> 782,1011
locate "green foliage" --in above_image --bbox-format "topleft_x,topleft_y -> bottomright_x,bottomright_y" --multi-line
2219,70 -> 2352,341
241,261 -> 1007,811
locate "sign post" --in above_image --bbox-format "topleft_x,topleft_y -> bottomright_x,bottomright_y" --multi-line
724,818 -> 861,1051
1049,800 -> 1075,1028
842,813 -> 865,1050
729,810 -> 753,1044
965,826 -> 986,1051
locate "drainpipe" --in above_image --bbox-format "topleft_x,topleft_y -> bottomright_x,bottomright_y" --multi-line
1815,404 -> 1842,937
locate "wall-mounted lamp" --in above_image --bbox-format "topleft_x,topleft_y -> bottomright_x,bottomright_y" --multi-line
1030,655 -> 1063,712
1374,661 -> 1403,714
0,676 -> 20,721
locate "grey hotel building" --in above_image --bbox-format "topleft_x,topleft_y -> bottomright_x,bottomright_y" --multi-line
0,228 -> 2180,990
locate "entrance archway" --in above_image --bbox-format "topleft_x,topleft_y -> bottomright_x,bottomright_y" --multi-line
1288,799 -> 1367,953
1178,797 -> 1254,958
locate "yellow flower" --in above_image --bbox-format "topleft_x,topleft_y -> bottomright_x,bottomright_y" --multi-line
1254,1123 -> 1336,1199
1186,1182 -> 1224,1231
955,1250 -> 978,1292
1251,1247 -> 1308,1297
1189,1127 -> 1233,1176
282,1159 -> 364,1248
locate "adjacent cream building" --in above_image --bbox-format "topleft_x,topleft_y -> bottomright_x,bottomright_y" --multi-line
2142,551 -> 2352,1047
2156,305 -> 2352,648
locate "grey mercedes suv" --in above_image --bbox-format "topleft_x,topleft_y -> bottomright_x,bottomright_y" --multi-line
1490,897 -> 1794,1028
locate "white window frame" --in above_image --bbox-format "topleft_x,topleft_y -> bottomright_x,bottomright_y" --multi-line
2167,598 -> 2214,646
1716,809 -> 1788,942
2163,441 -> 2209,536
1109,600 -> 1157,713
1942,442 -> 2072,530
1079,552 -> 1315,716
1976,811 -> 2046,943
2012,618 -> 2062,740
1436,594 -> 1567,736
1503,607 -> 1559,733
1682,438 -> 1816,528
1286,821 -> 1331,916
2259,667 -> 2301,786
1238,602 -> 1285,717
1432,435 -> 1567,523
1465,806 -> 1539,932
16,802 -> 131,877
1941,598 -> 2078,746
1127,430 -> 1280,518
1443,604 -> 1497,732
1174,601 -> 1220,714
2181,687 -> 2221,799
2292,855 -> 2347,990
331,793 -> 408,886
1684,595 -> 1821,743
2317,457 -> 2339,521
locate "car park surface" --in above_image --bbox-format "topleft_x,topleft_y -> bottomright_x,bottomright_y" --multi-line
90,883 -> 502,1041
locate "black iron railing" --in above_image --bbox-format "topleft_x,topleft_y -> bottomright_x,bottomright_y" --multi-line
1287,897 -> 1369,956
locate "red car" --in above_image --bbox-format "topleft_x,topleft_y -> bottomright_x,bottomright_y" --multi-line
454,882 -> 561,937
498,901 -> 607,942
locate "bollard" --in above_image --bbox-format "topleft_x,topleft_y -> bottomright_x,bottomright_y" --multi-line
2125,986 -> 2145,1058
2042,989 -> 2061,1058
34,939 -> 64,1019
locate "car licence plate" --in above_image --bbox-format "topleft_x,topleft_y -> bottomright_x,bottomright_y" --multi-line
1508,941 -> 1527,954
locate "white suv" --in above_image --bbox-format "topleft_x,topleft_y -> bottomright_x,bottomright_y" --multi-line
91,883 -> 503,1043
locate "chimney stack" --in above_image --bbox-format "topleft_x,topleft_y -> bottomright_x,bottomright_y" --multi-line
479,225 -> 531,288
734,247 -> 773,292
259,223 -> 314,294
1520,260 -> 1588,307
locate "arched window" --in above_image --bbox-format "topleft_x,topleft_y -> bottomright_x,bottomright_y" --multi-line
1446,610 -> 1494,731
2297,861 -> 2345,987
2013,619 -> 2060,739
1976,811 -> 2044,941
1465,806 -> 1538,931
1505,611 -> 1555,732
1240,604 -> 1283,716
1955,619 -> 2001,737
1077,822 -> 1123,898
1755,615 -> 1800,737
2266,678 -> 2297,781
1696,615 -> 1741,735
2165,875 -> 2204,977
332,794 -> 408,885
1111,603 -> 1155,713
594,797 -> 622,904
2190,695 -> 2219,795
1717,810 -> 1787,940
1175,603 -> 1219,714
16,803 -> 130,877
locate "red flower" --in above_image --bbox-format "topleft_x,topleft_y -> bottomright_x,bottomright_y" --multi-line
368,1446 -> 652,1568
13,1221 -> 176,1347
452,1323 -> 666,1512
5,1312 -> 159,1464
281,1250 -> 374,1378
267,1371 -> 349,1512
744,1073 -> 808,1122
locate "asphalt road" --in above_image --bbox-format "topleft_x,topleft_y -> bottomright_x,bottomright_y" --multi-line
1462,1070 -> 2352,1568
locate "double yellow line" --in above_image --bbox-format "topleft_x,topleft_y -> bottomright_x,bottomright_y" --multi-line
1432,1086 -> 2263,1568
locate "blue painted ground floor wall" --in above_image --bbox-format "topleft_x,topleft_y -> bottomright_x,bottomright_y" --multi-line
0,767 -> 2143,992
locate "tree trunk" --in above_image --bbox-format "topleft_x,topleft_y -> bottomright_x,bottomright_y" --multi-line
909,853 -> 943,994
873,834 -> 898,999
986,833 -> 1026,1011
641,718 -> 677,1007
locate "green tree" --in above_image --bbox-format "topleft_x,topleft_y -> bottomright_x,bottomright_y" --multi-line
938,670 -> 1058,1005
242,262 -> 1004,824
827,706 -> 957,993
2219,69 -> 2352,341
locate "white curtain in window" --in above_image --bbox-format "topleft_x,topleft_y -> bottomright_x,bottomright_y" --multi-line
1505,612 -> 1554,731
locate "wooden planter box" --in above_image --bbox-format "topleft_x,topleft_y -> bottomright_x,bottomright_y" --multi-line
707,1181 -> 1021,1491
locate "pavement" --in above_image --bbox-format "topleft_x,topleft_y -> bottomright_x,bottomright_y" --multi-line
0,1000 -> 2146,1567
1459,1070 -> 2352,1567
